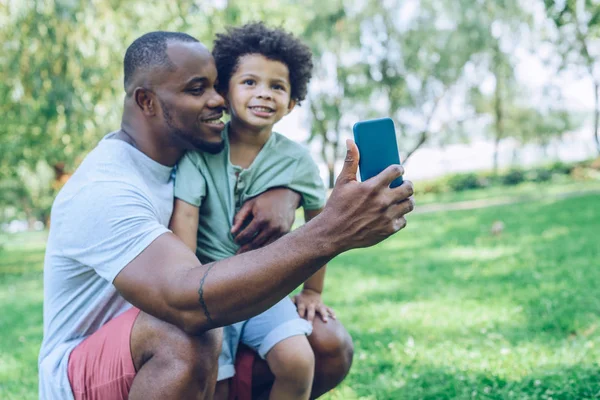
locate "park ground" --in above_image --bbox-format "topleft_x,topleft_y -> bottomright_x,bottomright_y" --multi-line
1,180 -> 600,399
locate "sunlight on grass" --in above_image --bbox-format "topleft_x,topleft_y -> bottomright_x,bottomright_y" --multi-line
1,188 -> 600,399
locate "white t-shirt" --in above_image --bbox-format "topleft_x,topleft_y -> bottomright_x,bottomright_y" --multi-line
38,133 -> 174,399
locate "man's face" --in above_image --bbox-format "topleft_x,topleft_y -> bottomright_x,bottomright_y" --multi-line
153,41 -> 226,154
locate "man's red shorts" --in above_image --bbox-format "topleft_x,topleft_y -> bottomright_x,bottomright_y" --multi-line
67,307 -> 256,400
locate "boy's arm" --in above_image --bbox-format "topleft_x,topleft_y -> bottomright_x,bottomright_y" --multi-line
169,199 -> 199,253
292,207 -> 336,323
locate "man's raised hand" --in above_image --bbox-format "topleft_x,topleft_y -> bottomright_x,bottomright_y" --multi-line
319,139 -> 414,253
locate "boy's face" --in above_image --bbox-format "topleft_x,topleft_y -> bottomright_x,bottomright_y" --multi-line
226,54 -> 296,130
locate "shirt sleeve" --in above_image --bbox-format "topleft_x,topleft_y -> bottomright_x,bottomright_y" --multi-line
57,181 -> 170,283
289,151 -> 327,210
173,152 -> 207,207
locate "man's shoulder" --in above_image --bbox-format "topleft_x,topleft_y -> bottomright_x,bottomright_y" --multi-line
54,140 -> 148,208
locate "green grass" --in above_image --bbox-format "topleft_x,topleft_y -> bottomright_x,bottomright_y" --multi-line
2,184 -> 600,399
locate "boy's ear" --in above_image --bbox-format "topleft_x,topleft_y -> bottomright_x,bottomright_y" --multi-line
134,87 -> 157,116
286,99 -> 297,114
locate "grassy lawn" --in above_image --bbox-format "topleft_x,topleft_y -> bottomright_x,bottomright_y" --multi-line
1,184 -> 600,399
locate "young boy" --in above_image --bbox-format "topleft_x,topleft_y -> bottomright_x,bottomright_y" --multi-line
169,22 -> 334,399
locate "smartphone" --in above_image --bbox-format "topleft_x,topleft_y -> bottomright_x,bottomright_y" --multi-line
353,117 -> 403,188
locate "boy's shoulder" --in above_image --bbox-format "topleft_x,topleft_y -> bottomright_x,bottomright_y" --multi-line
270,132 -> 313,162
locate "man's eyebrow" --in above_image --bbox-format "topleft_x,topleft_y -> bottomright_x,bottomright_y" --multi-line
185,76 -> 209,86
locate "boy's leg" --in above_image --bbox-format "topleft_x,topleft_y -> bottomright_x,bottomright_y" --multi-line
241,297 -> 314,399
251,317 -> 354,399
68,307 -> 222,400
265,335 -> 314,400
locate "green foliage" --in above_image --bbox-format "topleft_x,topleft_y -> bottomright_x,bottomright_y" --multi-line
447,172 -> 484,191
501,168 -> 525,186
417,158 -> 597,196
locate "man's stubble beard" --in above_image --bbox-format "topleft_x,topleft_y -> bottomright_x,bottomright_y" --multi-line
161,99 -> 225,155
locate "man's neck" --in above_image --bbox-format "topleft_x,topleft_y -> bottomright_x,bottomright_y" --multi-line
227,119 -> 273,169
118,119 -> 183,167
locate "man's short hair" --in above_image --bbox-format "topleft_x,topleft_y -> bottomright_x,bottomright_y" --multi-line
212,22 -> 313,105
123,31 -> 199,90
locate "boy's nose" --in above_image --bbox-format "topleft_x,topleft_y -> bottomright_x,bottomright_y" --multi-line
256,87 -> 273,99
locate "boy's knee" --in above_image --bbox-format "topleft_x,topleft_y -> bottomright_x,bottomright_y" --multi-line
268,336 -> 315,386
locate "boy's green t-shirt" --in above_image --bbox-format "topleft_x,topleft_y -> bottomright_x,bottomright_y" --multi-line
174,124 -> 326,264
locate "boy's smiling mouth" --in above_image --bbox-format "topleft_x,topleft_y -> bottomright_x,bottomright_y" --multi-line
249,106 -> 275,113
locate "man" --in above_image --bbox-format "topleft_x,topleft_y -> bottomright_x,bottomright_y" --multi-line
38,31 -> 414,399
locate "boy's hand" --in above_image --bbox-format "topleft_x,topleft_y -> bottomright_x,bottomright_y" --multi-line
292,289 -> 336,324
232,188 -> 300,253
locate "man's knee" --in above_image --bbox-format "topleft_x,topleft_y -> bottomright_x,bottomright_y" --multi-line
309,318 -> 353,367
308,318 -> 353,398
131,312 -> 222,379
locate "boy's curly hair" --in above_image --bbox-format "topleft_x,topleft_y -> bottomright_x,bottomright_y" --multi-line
212,22 -> 313,105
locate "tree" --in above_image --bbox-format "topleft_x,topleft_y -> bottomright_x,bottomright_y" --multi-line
545,0 -> 600,154
302,3 -> 367,188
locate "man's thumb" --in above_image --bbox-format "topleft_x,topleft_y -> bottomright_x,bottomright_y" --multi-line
336,139 -> 359,186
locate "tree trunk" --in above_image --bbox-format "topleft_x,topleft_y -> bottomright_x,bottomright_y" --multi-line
594,82 -> 600,154
327,163 -> 335,189
493,74 -> 504,174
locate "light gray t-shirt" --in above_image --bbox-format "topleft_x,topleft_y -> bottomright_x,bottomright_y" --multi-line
38,133 -> 174,399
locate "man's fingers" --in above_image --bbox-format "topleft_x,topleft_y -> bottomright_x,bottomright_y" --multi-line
242,228 -> 272,252
388,180 -> 415,204
335,139 -> 360,187
231,202 -> 252,235
387,196 -> 415,219
233,218 -> 266,245
371,164 -> 405,189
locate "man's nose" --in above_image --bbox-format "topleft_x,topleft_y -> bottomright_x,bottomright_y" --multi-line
208,89 -> 225,108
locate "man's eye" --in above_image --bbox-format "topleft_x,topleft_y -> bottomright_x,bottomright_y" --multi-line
188,87 -> 205,95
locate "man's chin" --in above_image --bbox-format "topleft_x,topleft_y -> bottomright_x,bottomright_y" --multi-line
193,139 -> 225,154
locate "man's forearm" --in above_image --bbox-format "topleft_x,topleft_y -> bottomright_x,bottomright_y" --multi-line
177,212 -> 338,332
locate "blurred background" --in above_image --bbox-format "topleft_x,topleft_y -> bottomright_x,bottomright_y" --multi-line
1,1 -> 600,399
1,0 -> 599,228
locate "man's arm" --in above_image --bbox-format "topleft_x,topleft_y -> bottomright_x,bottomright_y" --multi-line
113,141 -> 414,335
169,199 -> 199,252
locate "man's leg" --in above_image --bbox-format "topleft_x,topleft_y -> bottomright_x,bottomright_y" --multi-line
129,311 -> 222,399
68,308 -> 222,400
251,318 -> 354,399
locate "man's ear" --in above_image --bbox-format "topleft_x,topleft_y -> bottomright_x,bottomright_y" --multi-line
286,99 -> 297,115
134,87 -> 157,116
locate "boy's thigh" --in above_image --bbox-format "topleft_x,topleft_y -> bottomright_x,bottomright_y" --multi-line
68,307 -> 141,400
241,297 -> 312,359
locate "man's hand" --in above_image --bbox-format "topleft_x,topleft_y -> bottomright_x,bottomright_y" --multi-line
317,139 -> 415,253
292,289 -> 336,324
231,188 -> 301,253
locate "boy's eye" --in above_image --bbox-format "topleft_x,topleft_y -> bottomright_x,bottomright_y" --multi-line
272,84 -> 285,91
242,79 -> 255,86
